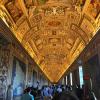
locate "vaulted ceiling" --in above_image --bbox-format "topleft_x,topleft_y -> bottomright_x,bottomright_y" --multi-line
0,0 -> 100,83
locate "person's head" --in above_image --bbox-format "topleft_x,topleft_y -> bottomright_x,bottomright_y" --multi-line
52,91 -> 79,100
24,87 -> 31,94
8,84 -> 12,89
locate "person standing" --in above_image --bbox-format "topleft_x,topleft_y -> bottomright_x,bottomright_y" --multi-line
21,87 -> 34,100
6,84 -> 13,100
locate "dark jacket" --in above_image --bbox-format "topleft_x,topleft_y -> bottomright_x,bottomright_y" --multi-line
21,93 -> 32,100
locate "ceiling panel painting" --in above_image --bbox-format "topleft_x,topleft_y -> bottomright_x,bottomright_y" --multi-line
85,0 -> 100,19
0,0 -> 100,83
5,0 -> 23,23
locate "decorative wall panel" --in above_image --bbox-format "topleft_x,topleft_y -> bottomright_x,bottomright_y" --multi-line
0,46 -> 10,100
12,57 -> 26,98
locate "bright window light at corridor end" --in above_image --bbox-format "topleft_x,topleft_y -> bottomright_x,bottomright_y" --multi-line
79,66 -> 84,88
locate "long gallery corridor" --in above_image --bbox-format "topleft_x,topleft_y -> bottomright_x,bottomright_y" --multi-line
0,0 -> 100,100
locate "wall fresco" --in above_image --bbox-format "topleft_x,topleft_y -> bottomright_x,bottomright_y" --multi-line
0,46 -> 10,100
12,57 -> 26,99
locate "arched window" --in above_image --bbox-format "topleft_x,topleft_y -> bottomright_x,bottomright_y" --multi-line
70,72 -> 73,86
66,75 -> 67,85
79,66 -> 84,88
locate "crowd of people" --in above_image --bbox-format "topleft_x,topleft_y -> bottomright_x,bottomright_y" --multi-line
21,84 -> 97,100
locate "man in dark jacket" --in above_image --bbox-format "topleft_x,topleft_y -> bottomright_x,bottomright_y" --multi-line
21,87 -> 33,100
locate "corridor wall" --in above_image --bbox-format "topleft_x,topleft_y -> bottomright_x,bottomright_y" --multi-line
12,57 -> 26,99
86,55 -> 100,99
0,44 -> 10,100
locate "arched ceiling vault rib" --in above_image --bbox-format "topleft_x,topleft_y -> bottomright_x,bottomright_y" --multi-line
82,0 -> 90,13
69,38 -> 81,56
29,40 -> 39,57
18,0 -> 28,17
77,31 -> 89,44
0,5 -> 16,28
71,28 -> 88,45
21,27 -> 40,44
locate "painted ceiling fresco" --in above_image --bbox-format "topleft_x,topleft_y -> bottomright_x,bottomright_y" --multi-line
0,0 -> 100,83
